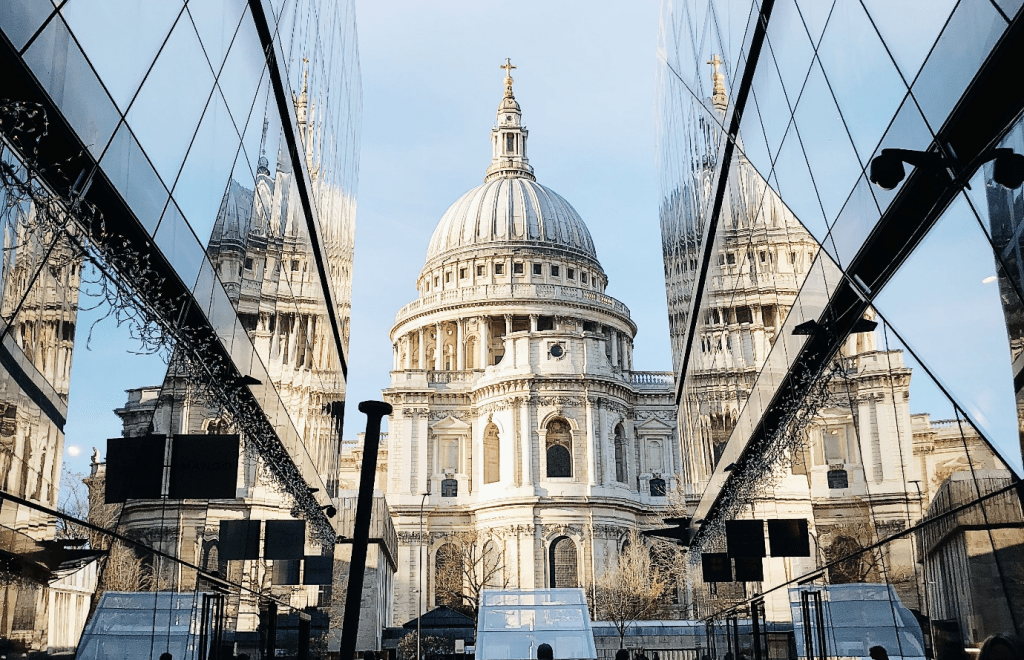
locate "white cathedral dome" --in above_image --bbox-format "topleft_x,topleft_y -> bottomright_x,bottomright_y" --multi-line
422,61 -> 601,272
425,177 -> 598,265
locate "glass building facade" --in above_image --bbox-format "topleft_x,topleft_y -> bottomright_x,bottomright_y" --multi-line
0,0 -> 359,655
658,0 -> 1024,657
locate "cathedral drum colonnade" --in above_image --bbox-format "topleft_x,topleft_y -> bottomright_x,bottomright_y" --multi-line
381,61 -> 678,623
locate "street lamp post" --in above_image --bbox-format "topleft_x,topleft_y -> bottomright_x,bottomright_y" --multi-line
418,492 -> 428,660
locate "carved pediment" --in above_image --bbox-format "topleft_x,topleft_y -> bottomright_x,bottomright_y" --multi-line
430,415 -> 472,432
636,414 -> 674,432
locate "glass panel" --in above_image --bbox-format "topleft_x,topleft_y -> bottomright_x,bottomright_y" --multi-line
769,127 -> 829,243
791,58 -> 863,227
172,88 -> 241,243
1,0 -> 54,52
60,0 -> 184,111
874,194 -> 1022,473
763,0 -> 816,106
828,175 -> 881,269
815,0 -> 907,162
793,0 -> 834,47
98,122 -> 169,234
911,0 -> 1007,131
861,0 -> 958,85
153,202 -> 204,291
126,14 -> 214,186
217,7 -> 264,133
22,15 -> 121,160
747,48 -> 792,168
185,0 -> 247,75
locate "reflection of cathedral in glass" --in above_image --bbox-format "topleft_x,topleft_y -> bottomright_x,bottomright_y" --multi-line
659,0 -> 1024,638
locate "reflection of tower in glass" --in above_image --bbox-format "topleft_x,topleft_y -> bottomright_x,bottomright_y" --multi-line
660,60 -> 818,493
0,201 -> 81,514
200,83 -> 349,487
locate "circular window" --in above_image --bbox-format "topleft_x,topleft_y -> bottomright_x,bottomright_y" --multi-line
550,344 -> 564,358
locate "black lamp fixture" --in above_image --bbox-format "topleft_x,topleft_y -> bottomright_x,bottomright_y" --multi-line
320,504 -> 338,518
869,147 -> 1024,191
723,463 -> 737,472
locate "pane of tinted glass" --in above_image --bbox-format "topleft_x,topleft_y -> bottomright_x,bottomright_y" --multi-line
154,202 -> 204,291
99,122 -> 169,234
791,59 -> 863,227
172,88 -> 241,244
126,14 -> 214,185
828,175 -> 881,268
769,130 -> 828,243
1,0 -> 54,51
861,0 -> 958,85
747,51 -> 791,167
793,0 -> 834,47
22,15 -> 121,160
911,0 -> 1007,131
874,195 -> 1022,473
815,0 -> 906,162
60,0 -> 183,111
186,0 -> 246,75
218,7 -> 264,133
764,0 -> 816,105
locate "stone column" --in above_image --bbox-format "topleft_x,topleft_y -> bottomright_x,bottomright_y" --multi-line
404,335 -> 412,370
529,314 -> 539,332
435,322 -> 443,371
610,329 -> 619,367
586,397 -> 600,485
480,316 -> 490,368
504,314 -> 514,367
417,328 -> 425,369
456,320 -> 465,370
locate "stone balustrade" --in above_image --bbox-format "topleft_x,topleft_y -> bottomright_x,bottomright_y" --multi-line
395,283 -> 631,322
629,371 -> 675,389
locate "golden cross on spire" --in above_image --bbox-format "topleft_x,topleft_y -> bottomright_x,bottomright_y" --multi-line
707,54 -> 727,110
500,57 -> 516,79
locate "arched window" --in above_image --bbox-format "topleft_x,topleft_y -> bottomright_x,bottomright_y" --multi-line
549,537 -> 578,588
483,423 -> 500,484
614,424 -> 627,483
435,543 -> 462,607
546,418 -> 572,478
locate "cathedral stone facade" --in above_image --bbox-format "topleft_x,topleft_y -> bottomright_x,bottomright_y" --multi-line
381,64 -> 677,623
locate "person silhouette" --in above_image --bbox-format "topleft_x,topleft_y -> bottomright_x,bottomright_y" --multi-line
538,643 -> 554,660
869,646 -> 889,660
616,649 -> 630,660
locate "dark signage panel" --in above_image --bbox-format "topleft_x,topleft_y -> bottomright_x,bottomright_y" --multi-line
272,559 -> 301,585
105,436 -> 166,503
219,520 -> 261,560
734,556 -> 764,582
168,434 -> 239,499
726,519 -> 766,557
768,519 -> 811,557
303,555 -> 334,584
702,552 -> 732,582
264,520 -> 305,560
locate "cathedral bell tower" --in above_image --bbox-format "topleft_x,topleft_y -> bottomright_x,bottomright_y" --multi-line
485,58 -> 536,182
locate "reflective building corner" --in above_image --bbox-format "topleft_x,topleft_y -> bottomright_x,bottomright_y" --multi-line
658,0 -> 1024,656
0,0 -> 361,656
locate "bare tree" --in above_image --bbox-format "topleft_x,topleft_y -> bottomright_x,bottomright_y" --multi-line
56,468 -> 91,541
434,531 -> 510,620
593,529 -> 667,648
